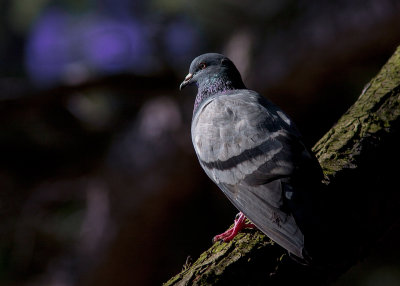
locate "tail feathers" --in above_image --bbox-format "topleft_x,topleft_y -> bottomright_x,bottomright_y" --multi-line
249,211 -> 305,259
218,179 -> 306,259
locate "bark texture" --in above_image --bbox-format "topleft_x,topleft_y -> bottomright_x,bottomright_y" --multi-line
164,44 -> 400,286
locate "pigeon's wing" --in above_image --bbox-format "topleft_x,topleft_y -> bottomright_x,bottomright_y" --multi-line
191,90 -> 316,258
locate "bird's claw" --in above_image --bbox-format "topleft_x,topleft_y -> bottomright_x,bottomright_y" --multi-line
213,212 -> 256,243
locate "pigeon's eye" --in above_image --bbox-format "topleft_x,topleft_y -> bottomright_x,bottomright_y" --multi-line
199,63 -> 207,70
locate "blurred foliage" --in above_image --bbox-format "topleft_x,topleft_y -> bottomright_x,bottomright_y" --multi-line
0,0 -> 400,285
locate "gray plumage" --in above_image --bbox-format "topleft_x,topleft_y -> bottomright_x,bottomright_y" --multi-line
180,53 -> 323,260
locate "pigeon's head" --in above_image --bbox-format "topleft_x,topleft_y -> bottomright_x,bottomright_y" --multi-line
179,53 -> 245,92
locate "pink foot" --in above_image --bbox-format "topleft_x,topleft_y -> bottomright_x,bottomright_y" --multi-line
213,212 -> 256,242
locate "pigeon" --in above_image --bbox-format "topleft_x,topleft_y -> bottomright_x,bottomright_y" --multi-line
180,53 -> 323,261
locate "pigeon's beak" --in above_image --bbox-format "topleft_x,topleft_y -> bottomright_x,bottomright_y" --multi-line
179,73 -> 193,90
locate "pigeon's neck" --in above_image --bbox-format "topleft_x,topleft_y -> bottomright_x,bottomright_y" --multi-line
193,75 -> 245,114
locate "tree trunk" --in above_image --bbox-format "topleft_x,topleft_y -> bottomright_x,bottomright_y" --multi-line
164,44 -> 400,286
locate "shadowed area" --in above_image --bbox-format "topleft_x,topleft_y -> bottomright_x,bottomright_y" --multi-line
1,1 -> 400,285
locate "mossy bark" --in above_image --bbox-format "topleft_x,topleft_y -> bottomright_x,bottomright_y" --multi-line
164,45 -> 400,286
313,45 -> 400,178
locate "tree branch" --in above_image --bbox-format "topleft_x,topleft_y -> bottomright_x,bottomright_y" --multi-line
164,44 -> 400,286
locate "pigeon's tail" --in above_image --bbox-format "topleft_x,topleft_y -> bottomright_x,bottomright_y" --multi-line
251,210 -> 305,259
282,179 -> 333,264
219,180 -> 306,259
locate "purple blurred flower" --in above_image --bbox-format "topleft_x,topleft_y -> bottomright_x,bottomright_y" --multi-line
81,17 -> 153,73
25,8 -> 73,85
25,8 -> 154,86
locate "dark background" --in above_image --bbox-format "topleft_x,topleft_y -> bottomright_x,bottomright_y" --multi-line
1,1 -> 400,285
